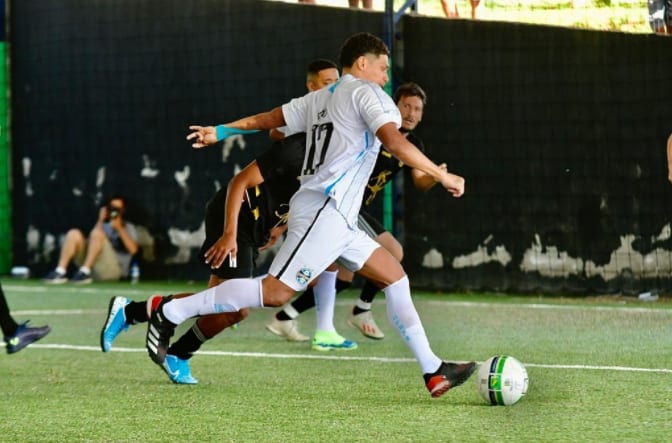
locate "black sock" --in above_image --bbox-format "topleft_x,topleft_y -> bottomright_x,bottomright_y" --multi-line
276,287 -> 316,321
168,323 -> 206,360
353,280 -> 379,315
360,280 -> 379,303
0,285 -> 18,337
335,278 -> 352,294
124,301 -> 150,324
292,287 -> 316,314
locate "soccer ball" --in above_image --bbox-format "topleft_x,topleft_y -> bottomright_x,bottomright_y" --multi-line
477,355 -> 529,406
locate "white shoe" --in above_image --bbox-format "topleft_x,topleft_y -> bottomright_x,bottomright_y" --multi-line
348,310 -> 384,339
265,317 -> 309,342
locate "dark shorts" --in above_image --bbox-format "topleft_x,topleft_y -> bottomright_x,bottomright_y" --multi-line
199,189 -> 258,279
357,210 -> 386,238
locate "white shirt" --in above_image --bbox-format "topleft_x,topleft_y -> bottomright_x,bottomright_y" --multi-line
282,74 -> 401,225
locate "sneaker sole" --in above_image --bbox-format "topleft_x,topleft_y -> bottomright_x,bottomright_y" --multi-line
311,343 -> 358,351
265,324 -> 310,342
347,319 -> 385,340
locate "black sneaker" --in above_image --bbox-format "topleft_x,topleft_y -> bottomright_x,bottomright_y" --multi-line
423,361 -> 477,398
5,321 -> 52,354
70,270 -> 92,284
146,297 -> 175,365
43,270 -> 67,284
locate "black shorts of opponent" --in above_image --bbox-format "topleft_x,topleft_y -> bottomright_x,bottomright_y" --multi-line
199,189 -> 259,279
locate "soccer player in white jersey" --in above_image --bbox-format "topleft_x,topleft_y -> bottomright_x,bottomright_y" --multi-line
147,32 -> 476,398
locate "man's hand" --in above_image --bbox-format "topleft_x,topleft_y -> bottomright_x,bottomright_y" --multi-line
259,225 -> 288,252
109,216 -> 124,231
438,170 -> 465,197
204,233 -> 237,269
187,126 -> 218,149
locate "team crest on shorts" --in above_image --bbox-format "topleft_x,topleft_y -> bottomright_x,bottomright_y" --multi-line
296,267 -> 313,286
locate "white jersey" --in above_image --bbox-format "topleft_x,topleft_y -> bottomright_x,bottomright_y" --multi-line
282,74 -> 401,226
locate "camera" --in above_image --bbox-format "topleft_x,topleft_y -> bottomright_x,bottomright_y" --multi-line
107,205 -> 120,220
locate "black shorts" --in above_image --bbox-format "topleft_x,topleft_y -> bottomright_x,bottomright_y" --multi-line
199,189 -> 258,279
357,210 -> 386,239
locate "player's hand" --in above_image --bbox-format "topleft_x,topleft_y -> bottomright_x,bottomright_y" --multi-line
187,125 -> 218,149
258,225 -> 288,251
439,171 -> 465,197
204,234 -> 237,269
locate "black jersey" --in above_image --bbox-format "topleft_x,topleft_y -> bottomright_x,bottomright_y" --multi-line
246,132 -> 305,244
361,132 -> 425,207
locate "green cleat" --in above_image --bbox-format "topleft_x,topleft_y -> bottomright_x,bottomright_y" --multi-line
311,330 -> 358,351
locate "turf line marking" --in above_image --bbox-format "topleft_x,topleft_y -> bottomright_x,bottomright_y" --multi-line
5,284 -> 671,316
14,309 -> 103,316
17,343 -> 672,374
12,301 -> 672,317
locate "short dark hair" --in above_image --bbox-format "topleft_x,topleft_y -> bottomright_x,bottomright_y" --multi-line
338,32 -> 389,68
106,193 -> 126,206
307,59 -> 338,76
393,82 -> 427,106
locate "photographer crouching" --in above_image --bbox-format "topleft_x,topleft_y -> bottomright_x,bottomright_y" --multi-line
43,194 -> 139,284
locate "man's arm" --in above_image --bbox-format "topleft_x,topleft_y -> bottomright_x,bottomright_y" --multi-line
667,133 -> 672,185
409,163 -> 448,192
187,107 -> 286,149
376,123 -> 464,197
203,160 -> 265,269
116,225 -> 139,257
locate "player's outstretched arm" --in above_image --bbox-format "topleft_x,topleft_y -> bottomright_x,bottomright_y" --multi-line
377,123 -> 464,197
187,107 -> 286,149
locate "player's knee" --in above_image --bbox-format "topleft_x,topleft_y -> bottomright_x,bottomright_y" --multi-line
64,228 -> 85,243
260,278 -> 294,307
89,226 -> 106,240
238,308 -> 250,320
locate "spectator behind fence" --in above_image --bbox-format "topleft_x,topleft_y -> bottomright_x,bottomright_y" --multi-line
43,194 -> 139,284
648,0 -> 672,34
349,0 -> 373,9
441,0 -> 481,19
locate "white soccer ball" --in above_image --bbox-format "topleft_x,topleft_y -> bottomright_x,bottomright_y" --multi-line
477,355 -> 529,406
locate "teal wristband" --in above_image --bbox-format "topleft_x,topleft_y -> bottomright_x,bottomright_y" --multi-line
215,125 -> 260,141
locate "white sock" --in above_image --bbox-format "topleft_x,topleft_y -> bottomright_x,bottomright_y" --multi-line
384,276 -> 441,374
79,266 -> 91,275
355,299 -> 372,311
281,303 -> 300,320
55,266 -> 66,275
163,277 -> 263,325
314,270 -> 338,332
